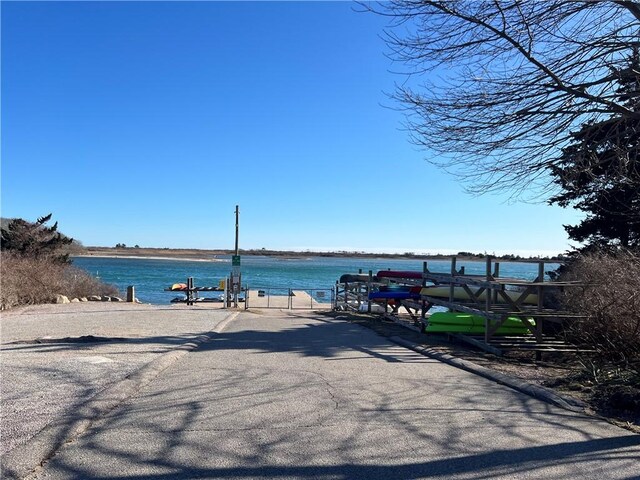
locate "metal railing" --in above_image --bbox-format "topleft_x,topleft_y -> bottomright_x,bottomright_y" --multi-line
245,287 -> 334,310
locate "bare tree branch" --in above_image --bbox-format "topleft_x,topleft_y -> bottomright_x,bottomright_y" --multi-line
364,1 -> 640,197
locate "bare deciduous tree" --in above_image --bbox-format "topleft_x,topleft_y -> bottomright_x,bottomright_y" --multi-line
364,1 -> 640,197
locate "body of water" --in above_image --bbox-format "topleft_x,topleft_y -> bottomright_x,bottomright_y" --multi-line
71,255 -> 560,305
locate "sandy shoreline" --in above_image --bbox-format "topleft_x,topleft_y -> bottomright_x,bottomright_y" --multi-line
74,254 -> 228,262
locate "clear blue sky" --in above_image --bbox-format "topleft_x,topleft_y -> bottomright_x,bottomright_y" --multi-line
1,1 -> 581,256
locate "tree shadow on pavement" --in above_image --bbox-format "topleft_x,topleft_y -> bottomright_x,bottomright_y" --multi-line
6,312 -> 640,480
42,435 -> 640,479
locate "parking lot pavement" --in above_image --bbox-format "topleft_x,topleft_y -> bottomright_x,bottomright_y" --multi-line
1,303 -> 233,457
24,309 -> 640,480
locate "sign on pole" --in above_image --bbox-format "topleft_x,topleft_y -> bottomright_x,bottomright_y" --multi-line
231,255 -> 241,297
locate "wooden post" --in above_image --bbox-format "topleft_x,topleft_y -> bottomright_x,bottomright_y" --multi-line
126,286 -> 135,303
367,270 -> 373,313
449,256 -> 457,303
493,262 -> 500,303
485,257 -> 492,344
536,262 -> 545,356
422,261 -> 428,320
537,262 -> 545,316
344,282 -> 348,311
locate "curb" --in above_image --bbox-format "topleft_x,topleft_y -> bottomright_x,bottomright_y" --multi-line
3,312 -> 240,480
388,335 -> 587,413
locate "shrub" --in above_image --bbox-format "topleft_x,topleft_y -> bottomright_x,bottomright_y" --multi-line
560,251 -> 640,373
1,214 -> 74,264
0,252 -> 119,309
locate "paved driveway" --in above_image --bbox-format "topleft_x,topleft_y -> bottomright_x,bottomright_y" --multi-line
1,303 -> 232,457
20,309 -> 640,479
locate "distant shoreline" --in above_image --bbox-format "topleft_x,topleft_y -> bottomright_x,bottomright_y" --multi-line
80,247 -> 563,263
75,254 -> 227,263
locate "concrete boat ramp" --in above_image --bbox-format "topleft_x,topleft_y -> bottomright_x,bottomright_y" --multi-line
246,289 -> 332,310
1,303 -> 638,479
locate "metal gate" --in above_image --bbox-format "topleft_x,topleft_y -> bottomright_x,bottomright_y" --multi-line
245,287 -> 334,310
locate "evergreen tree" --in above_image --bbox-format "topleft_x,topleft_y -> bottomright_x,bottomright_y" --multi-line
549,52 -> 640,250
1,214 -> 74,264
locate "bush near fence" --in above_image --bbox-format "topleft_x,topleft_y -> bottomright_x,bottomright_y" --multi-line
561,251 -> 640,375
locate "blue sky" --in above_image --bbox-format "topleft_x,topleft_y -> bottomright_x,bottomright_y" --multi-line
1,1 -> 582,256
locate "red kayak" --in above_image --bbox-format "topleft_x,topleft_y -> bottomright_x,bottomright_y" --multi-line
376,270 -> 423,280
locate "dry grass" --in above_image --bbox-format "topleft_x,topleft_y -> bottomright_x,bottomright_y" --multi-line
561,251 -> 640,373
1,252 -> 119,310
559,251 -> 640,427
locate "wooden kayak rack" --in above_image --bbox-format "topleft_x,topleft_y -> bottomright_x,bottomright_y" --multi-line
421,257 -> 581,343
336,257 -> 583,356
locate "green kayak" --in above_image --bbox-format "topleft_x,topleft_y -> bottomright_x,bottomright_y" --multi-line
425,312 -> 534,335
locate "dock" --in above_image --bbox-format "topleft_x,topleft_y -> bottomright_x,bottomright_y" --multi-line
245,289 -> 333,310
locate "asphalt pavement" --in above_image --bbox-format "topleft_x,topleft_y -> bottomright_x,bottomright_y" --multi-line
1,302 -> 234,477
11,308 -> 639,480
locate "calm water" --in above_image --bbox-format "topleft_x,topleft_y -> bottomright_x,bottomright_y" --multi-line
71,255 -> 559,305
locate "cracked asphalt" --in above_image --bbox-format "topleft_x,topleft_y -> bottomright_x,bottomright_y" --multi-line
21,308 -> 640,479
1,303 -> 232,458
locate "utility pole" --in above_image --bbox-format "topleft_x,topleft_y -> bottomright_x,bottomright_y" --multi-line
231,205 -> 241,307
235,205 -> 239,255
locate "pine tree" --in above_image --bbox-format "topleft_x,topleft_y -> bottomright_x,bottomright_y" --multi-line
549,51 -> 640,250
1,214 -> 74,264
